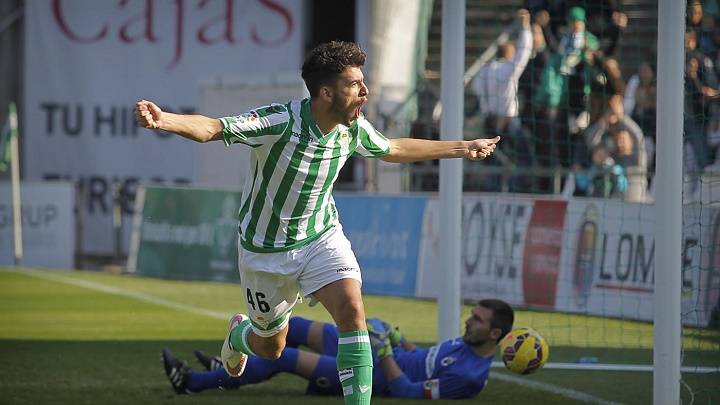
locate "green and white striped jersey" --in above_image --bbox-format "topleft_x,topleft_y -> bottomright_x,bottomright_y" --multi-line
220,98 -> 390,252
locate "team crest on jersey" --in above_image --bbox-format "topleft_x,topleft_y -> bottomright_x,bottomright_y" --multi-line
440,356 -> 456,366
238,110 -> 258,123
339,132 -> 350,152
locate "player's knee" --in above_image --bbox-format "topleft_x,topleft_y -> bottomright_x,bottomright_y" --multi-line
334,297 -> 366,331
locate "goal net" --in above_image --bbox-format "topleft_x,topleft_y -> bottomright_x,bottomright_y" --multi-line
406,1 -> 719,403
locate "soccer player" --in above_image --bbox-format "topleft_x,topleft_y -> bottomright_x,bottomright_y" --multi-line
135,41 -> 500,405
162,299 -> 514,399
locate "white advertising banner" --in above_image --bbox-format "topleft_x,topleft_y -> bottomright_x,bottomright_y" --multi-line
417,195 -> 719,327
558,200 -> 716,327
417,195 -> 536,306
24,0 -> 304,255
0,182 -> 75,269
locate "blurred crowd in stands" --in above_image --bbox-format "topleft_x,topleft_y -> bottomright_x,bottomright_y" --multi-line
466,0 -> 720,202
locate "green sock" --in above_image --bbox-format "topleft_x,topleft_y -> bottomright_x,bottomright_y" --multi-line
336,330 -> 373,405
229,319 -> 257,356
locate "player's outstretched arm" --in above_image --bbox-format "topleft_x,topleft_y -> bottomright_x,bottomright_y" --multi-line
135,100 -> 224,143
380,136 -> 500,163
378,356 -> 430,399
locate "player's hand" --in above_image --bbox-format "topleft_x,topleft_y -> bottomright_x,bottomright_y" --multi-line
371,334 -> 393,359
135,100 -> 164,130
367,318 -> 393,359
367,318 -> 389,343
467,136 -> 500,160
367,318 -> 405,347
387,325 -> 405,347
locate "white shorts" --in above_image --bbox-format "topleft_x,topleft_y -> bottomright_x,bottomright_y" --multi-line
237,224 -> 361,337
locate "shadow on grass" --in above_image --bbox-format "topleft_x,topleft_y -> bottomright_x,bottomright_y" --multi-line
0,340 -> 441,405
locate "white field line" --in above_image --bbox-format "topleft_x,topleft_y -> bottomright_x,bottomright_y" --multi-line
492,362 -> 719,374
11,268 -> 230,321
492,372 -> 626,405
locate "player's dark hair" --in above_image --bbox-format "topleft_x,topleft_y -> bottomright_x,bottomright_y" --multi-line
301,41 -> 366,97
478,298 -> 514,343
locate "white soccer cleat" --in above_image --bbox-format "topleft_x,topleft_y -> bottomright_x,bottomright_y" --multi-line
221,313 -> 249,377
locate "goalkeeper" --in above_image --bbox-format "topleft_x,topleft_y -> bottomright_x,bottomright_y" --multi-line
162,299 -> 514,399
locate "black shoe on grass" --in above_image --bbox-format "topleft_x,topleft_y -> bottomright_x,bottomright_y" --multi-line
194,350 -> 224,372
162,348 -> 193,394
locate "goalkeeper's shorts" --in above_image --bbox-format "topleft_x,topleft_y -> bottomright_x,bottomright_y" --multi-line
237,224 -> 362,337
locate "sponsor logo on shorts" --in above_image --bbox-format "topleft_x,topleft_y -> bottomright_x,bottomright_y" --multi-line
336,267 -> 359,273
338,368 -> 354,382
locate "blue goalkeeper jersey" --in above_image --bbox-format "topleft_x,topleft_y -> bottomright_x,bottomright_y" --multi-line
377,337 -> 494,399
319,323 -> 493,399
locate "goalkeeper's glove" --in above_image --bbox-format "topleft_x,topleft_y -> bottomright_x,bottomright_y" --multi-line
366,318 -> 393,359
387,325 -> 405,347
372,334 -> 393,359
367,318 -> 405,347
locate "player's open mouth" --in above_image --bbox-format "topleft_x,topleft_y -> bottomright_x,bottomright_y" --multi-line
356,100 -> 366,119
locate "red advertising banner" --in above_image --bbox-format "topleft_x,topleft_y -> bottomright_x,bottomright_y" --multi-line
522,199 -> 568,307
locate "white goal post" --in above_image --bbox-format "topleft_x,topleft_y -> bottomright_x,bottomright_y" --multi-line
654,1 -> 684,404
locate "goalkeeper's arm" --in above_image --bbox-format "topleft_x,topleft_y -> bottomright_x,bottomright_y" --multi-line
379,356 -> 428,399
397,337 -> 416,352
367,319 -> 425,398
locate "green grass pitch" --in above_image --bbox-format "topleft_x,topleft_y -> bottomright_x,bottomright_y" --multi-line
0,267 -> 717,404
